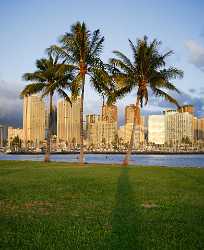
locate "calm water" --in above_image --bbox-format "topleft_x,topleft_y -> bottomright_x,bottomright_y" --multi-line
0,153 -> 204,167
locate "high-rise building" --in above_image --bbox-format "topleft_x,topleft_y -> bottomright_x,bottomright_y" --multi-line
197,118 -> 204,141
86,105 -> 118,147
87,118 -> 117,146
102,104 -> 117,122
148,115 -> 165,144
165,110 -> 194,144
125,104 -> 141,125
178,105 -> 194,115
57,97 -> 80,144
0,125 -> 7,147
8,127 -> 24,145
23,95 -> 46,145
117,105 -> 144,148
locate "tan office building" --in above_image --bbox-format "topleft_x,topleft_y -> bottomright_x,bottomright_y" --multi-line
125,104 -> 141,125
86,105 -> 118,147
148,115 -> 165,144
102,104 -> 117,122
197,117 -> 204,141
23,95 -> 45,144
8,127 -> 24,145
57,97 -> 80,144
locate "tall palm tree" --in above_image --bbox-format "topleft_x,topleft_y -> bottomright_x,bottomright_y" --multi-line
20,53 -> 74,162
48,22 -> 105,164
110,36 -> 184,165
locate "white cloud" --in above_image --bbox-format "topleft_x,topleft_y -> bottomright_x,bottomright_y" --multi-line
185,40 -> 204,71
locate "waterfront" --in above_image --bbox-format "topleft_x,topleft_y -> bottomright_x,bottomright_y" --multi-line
0,153 -> 204,167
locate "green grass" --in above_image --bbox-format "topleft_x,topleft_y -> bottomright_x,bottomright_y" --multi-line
0,161 -> 204,250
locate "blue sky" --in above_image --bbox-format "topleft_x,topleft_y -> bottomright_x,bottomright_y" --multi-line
0,0 -> 204,126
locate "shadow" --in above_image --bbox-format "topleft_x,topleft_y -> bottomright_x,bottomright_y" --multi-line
107,168 -> 139,249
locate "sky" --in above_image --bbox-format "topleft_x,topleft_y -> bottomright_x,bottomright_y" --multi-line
0,0 -> 204,127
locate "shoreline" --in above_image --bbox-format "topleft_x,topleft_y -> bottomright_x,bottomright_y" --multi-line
4,151 -> 204,155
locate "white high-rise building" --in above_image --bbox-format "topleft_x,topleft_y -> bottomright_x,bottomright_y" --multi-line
23,95 -> 46,145
57,97 -> 81,144
148,115 -> 165,144
165,110 -> 194,144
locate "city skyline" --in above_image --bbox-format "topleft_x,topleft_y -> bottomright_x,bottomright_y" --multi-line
0,0 -> 204,127
6,96 -> 204,150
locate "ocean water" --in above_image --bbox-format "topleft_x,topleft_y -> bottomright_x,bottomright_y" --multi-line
0,153 -> 204,167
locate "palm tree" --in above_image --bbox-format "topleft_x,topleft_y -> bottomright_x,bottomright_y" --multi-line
110,36 -> 184,165
20,53 -> 74,162
48,22 -> 105,164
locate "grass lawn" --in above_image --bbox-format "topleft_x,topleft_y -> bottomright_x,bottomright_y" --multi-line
0,161 -> 204,250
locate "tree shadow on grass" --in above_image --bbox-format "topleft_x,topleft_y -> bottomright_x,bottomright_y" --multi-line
106,167 -> 139,250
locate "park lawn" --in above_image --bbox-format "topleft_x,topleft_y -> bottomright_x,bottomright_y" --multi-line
0,161 -> 204,250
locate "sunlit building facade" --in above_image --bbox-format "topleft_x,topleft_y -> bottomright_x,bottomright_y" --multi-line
8,127 -> 24,145
148,115 -> 165,144
125,104 -> 141,125
57,97 -> 81,144
197,117 -> 204,141
23,95 -> 45,145
86,105 -> 118,147
165,110 -> 194,145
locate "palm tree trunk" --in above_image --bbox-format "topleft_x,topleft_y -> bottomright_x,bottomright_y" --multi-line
24,96 -> 28,151
45,93 -> 53,162
79,76 -> 85,164
123,97 -> 140,166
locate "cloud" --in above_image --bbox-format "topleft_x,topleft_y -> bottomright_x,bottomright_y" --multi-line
0,80 -> 23,127
185,40 -> 204,72
141,89 -> 204,118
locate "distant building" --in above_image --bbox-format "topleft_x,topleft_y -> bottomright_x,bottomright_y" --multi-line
8,127 -> 23,145
118,107 -> 144,149
164,108 -> 194,145
125,104 -> 141,125
178,104 -> 194,115
23,95 -> 46,145
0,125 -> 7,147
57,97 -> 80,145
45,105 -> 57,137
86,105 -> 118,147
102,104 -> 117,122
197,117 -> 204,141
148,115 -> 165,144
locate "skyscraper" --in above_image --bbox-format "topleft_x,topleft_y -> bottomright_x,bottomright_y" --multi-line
86,105 -> 118,147
118,104 -> 144,148
102,104 -> 117,122
197,118 -> 204,141
148,115 -> 165,144
8,127 -> 24,146
164,108 -> 194,145
0,125 -> 7,147
125,104 -> 141,125
23,95 -> 46,145
57,97 -> 80,144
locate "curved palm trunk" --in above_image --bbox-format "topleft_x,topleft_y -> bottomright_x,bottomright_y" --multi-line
45,93 -> 53,162
123,97 -> 140,166
79,76 -> 85,164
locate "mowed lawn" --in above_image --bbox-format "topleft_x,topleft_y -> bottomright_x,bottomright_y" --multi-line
0,161 -> 204,250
